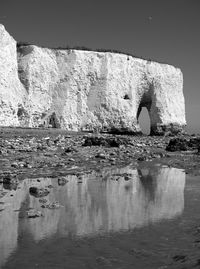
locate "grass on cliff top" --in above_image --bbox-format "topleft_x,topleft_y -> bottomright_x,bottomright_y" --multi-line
17,42 -> 173,65
17,42 -> 144,58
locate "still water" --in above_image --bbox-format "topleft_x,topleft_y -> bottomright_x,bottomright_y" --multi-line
0,164 -> 199,268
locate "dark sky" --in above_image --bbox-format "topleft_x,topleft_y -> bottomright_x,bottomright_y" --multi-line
1,0 -> 200,133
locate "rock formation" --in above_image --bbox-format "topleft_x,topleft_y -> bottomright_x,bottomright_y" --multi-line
0,24 -> 186,134
0,25 -> 26,126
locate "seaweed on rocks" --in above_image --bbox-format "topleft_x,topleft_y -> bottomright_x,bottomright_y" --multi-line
166,137 -> 200,152
82,135 -> 132,147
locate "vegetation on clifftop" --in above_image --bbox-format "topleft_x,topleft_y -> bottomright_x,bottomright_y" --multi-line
16,42 -> 174,66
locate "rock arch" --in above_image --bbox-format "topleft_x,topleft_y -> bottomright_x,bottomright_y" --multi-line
137,107 -> 151,135
136,86 -> 153,135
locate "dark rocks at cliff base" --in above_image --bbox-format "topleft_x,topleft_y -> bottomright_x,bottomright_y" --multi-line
82,135 -> 132,147
166,137 -> 200,152
0,127 -> 200,177
166,138 -> 188,151
189,137 -> 200,152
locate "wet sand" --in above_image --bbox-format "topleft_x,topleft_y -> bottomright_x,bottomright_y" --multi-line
0,127 -> 200,268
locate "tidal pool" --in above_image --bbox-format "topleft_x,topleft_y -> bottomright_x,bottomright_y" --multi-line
0,164 -> 200,268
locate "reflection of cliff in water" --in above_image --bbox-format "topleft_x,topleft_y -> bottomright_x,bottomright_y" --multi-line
107,167 -> 185,231
20,166 -> 185,240
0,166 -> 185,267
0,181 -> 28,268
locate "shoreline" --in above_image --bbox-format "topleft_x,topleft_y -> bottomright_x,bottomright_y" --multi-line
0,127 -> 200,178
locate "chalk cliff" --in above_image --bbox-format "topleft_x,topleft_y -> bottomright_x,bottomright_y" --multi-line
0,24 -> 186,134
0,25 -> 26,126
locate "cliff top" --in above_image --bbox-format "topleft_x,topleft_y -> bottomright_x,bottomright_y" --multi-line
16,42 -> 179,68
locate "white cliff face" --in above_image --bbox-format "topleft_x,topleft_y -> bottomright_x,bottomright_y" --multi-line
0,24 -> 186,134
0,25 -> 26,126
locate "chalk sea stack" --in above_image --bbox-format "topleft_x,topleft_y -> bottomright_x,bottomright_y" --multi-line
0,24 -> 186,135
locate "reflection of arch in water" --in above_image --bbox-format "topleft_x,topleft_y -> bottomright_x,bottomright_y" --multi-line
138,168 -> 156,201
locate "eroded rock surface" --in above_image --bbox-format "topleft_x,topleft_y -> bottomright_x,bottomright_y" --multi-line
0,24 -> 186,134
0,25 -> 26,126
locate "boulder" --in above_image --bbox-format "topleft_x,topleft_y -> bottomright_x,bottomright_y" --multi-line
0,173 -> 19,185
82,135 -> 131,147
58,177 -> 68,186
29,186 -> 50,198
27,209 -> 43,218
166,137 -> 200,152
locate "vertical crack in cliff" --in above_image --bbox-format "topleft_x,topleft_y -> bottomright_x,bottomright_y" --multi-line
17,45 -> 33,93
